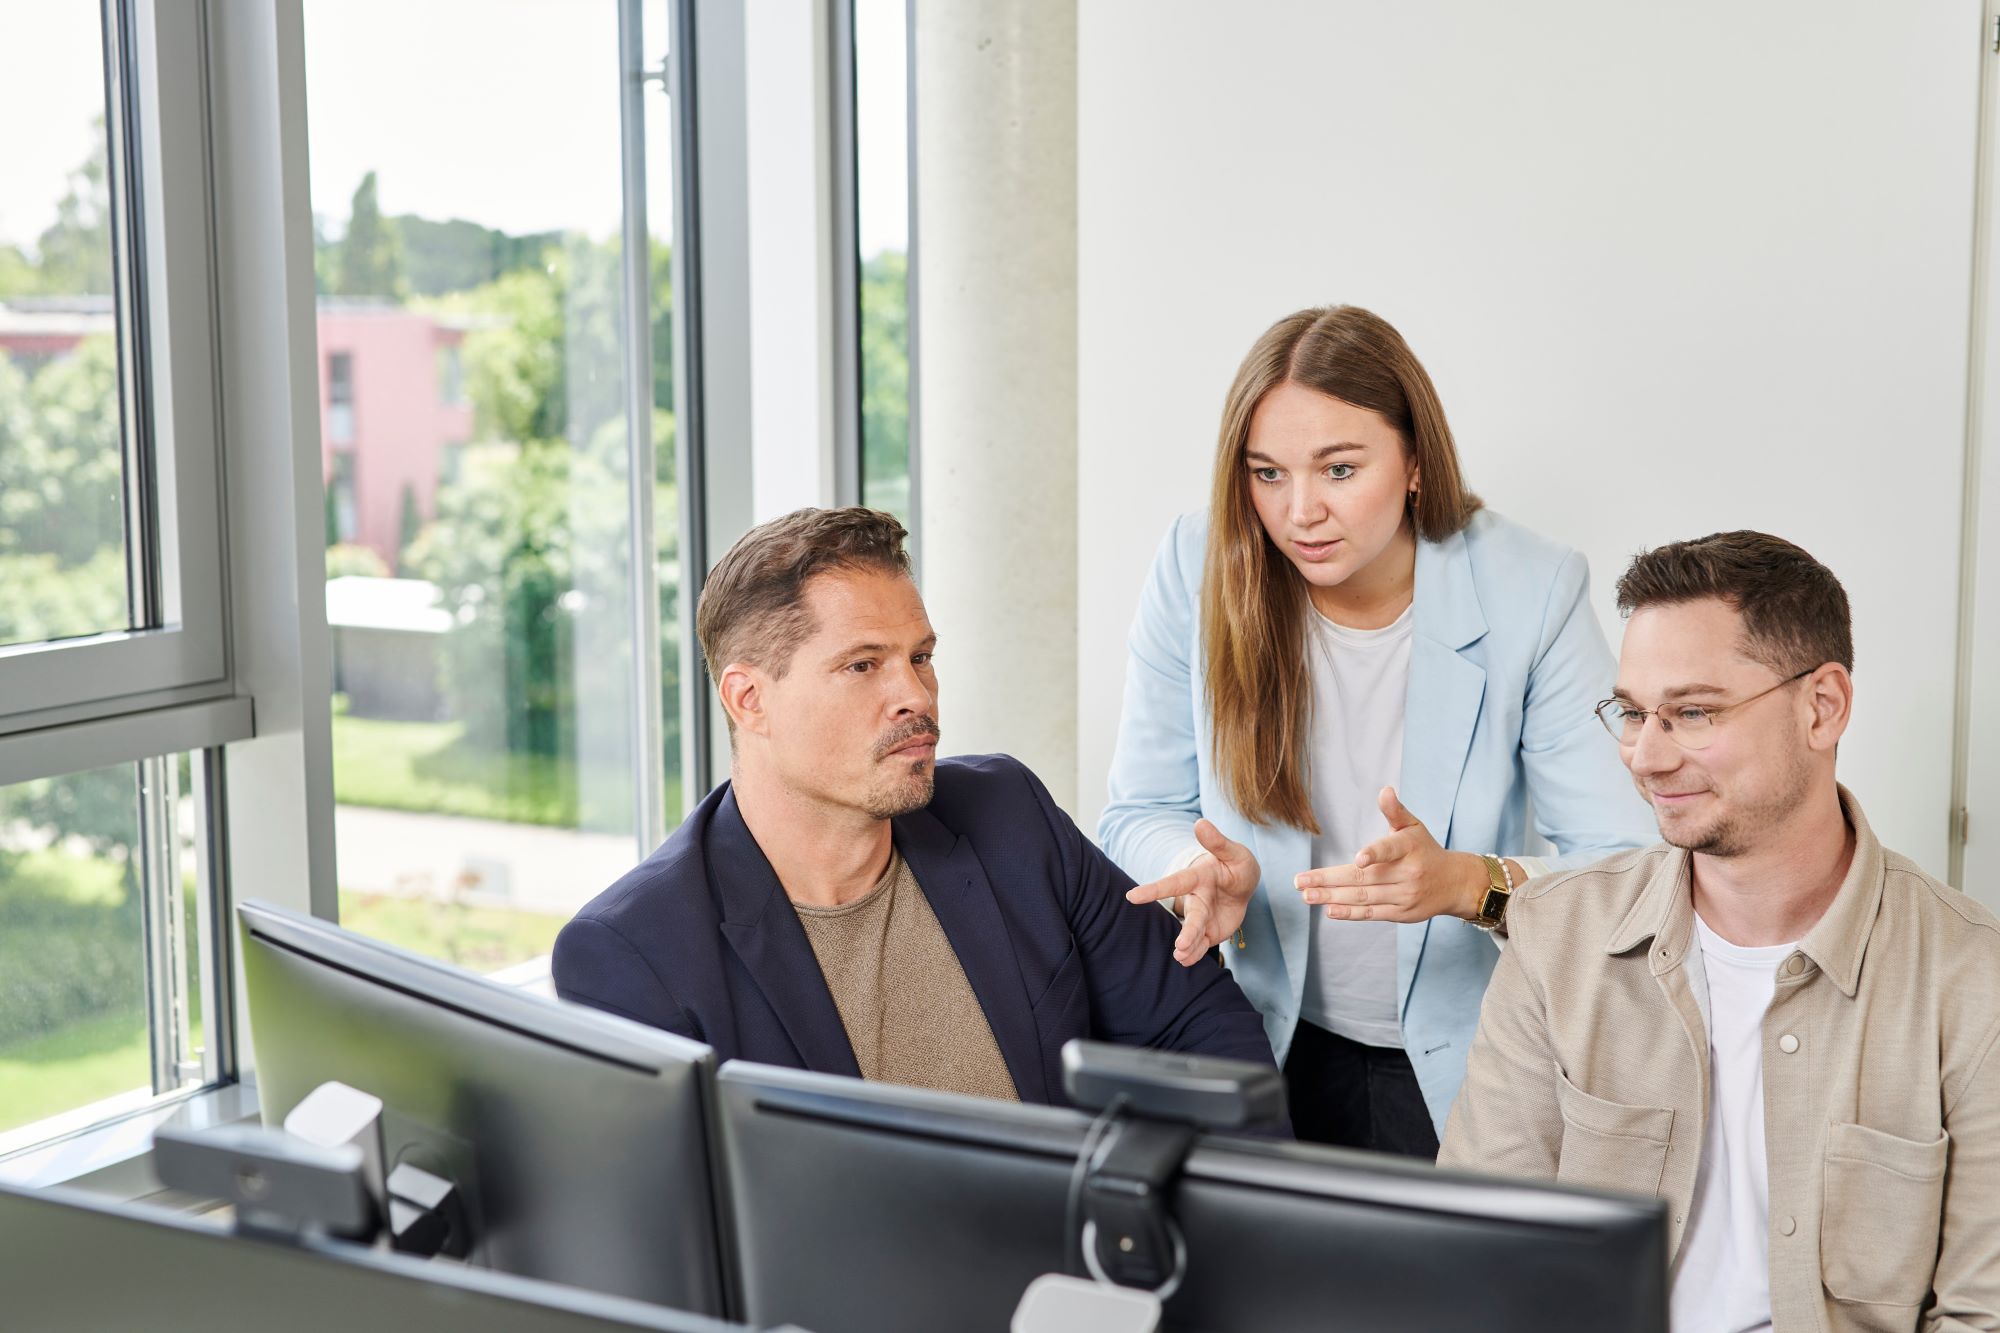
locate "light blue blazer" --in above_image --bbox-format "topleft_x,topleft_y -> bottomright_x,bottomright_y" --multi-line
1098,508 -> 1655,1133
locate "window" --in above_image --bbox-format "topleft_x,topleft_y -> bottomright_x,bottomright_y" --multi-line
328,451 -> 359,547
0,0 -> 229,733
855,0 -> 913,524
306,0 -> 683,981
0,752 -> 224,1147
435,341 -> 465,407
0,1 -> 240,1148
326,350 -> 355,444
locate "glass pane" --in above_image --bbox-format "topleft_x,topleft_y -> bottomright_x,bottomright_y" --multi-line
645,0 -> 686,827
0,3 -> 134,648
0,763 -> 142,1135
0,753 -> 212,1141
856,0 -> 912,522
308,0 -> 665,979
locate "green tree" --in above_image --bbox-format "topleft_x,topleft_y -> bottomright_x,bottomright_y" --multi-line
35,130 -> 114,296
0,244 -> 42,299
0,299 -> 151,911
409,440 -> 628,762
325,543 -> 390,579
395,215 -> 561,297
452,263 -> 566,443
311,212 -> 336,296
395,482 -> 424,575
0,339 -> 128,644
332,171 -> 406,299
0,120 -> 113,299
403,231 -> 685,810
859,249 -> 909,513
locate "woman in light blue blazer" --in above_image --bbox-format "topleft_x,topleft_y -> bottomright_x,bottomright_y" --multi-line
1104,306 -> 1652,1153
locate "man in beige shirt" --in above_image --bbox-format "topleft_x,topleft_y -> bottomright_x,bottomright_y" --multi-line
1440,531 -> 2000,1332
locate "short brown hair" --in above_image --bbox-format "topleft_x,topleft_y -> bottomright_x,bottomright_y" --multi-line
1203,305 -> 1482,831
695,506 -> 912,681
1615,530 -> 1854,675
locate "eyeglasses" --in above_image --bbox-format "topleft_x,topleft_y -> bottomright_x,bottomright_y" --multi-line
1593,669 -> 1816,750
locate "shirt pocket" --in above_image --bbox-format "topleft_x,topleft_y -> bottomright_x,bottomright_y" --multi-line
1821,1121 -> 1948,1311
1554,1066 -> 1675,1197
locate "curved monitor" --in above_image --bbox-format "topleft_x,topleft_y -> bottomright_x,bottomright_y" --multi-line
238,900 -> 733,1318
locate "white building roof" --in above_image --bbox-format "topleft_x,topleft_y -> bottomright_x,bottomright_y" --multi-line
324,576 -> 452,634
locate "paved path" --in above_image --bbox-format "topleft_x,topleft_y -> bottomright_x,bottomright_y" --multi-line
333,804 -> 644,917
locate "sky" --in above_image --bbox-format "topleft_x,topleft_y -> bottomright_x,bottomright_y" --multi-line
0,0 -> 909,258
0,4 -> 107,248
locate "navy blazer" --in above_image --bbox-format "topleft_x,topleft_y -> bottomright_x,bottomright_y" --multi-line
552,753 -> 1279,1107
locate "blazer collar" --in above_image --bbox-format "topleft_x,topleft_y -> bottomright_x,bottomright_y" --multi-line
1394,525 -> 1490,850
1604,785 -> 1883,999
706,786 -> 1050,1101
1412,524 -> 1489,652
708,786 -> 862,1077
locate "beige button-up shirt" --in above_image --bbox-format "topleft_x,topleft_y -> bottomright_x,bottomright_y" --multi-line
1440,788 -> 2000,1331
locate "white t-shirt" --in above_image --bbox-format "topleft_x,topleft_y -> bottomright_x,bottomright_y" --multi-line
1669,914 -> 1795,1333
1295,603 -> 1413,1048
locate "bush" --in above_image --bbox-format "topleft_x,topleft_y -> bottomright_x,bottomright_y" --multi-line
325,543 -> 391,579
0,858 -> 144,1047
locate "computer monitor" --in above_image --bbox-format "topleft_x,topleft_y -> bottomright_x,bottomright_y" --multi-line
237,900 -> 733,1317
716,1062 -> 1669,1333
0,1179 -> 773,1333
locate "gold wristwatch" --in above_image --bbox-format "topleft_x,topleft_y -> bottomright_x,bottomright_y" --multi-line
1471,854 -> 1512,932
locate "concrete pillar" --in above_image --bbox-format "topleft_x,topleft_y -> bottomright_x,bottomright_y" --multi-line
912,0 -> 1078,810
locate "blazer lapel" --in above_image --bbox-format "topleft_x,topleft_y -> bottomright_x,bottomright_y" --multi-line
893,806 -> 1050,1104
1397,529 -> 1489,1017
1401,526 -> 1490,847
708,789 -> 862,1078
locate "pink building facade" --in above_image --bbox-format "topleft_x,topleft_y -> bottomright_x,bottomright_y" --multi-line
0,297 -> 473,571
317,300 -> 475,567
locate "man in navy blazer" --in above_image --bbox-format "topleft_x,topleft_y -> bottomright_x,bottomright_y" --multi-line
553,507 -> 1276,1109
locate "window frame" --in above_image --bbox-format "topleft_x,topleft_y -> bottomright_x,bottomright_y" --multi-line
0,0 -> 245,1163
0,0 -> 232,737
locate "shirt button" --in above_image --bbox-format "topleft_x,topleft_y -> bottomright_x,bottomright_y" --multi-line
1786,955 -> 1806,976
1781,1216 -> 1797,1237
1778,1034 -> 1800,1054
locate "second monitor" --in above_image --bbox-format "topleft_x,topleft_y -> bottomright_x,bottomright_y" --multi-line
237,899 -> 734,1318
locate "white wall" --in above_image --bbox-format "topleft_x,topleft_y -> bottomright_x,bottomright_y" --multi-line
1075,0 -> 1983,880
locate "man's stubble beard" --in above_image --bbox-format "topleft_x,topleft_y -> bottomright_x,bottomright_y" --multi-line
863,759 -> 935,820
1661,748 -> 1814,859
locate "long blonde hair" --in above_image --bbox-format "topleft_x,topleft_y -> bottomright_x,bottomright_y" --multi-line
1201,306 -> 1480,831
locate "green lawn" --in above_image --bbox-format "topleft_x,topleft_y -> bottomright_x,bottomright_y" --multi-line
5,716 -> 672,1141
332,714 -> 679,830
333,714 -> 582,826
1,872 -> 567,1138
0,1006 -> 150,1135
338,890 -> 566,975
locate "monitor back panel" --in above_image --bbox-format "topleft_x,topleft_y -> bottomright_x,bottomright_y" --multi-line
718,1064 -> 1667,1333
1,1181 -> 750,1333
241,913 -> 730,1316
